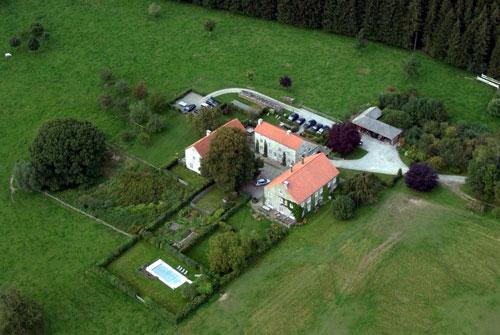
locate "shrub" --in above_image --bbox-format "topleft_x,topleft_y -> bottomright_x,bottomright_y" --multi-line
99,94 -> 114,110
146,114 -> 166,133
133,81 -> 148,100
148,2 -> 162,18
491,208 -> 500,219
332,195 -> 356,220
426,156 -> 446,171
30,22 -> 44,37
279,75 -> 292,89
129,100 -> 151,125
403,54 -> 420,80
120,130 -> 136,143
383,109 -> 412,129
208,231 -> 247,274
9,36 -> 21,48
147,92 -> 168,113
30,118 -> 107,191
181,283 -> 198,301
138,131 -> 151,145
100,69 -> 114,84
487,98 -> 500,118
204,20 -> 216,34
115,80 -> 130,96
114,97 -> 129,112
0,287 -> 43,335
404,163 -> 438,192
466,201 -> 485,215
27,37 -> 40,51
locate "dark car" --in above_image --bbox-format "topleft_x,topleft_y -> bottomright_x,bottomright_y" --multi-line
318,125 -> 330,135
183,104 -> 196,113
304,119 -> 317,129
206,97 -> 220,107
288,113 -> 299,122
312,123 -> 323,132
295,117 -> 306,125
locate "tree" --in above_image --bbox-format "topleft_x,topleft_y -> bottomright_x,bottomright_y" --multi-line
255,140 -> 260,154
30,22 -> 44,37
403,54 -> 421,80
281,152 -> 287,166
208,231 -> 248,274
487,98 -> 500,118
332,195 -> 355,220
146,114 -> 166,133
383,109 -> 413,129
27,37 -> 40,51
466,136 -> 499,204
187,107 -> 224,136
147,92 -> 168,113
488,37 -> 500,78
129,100 -> 151,125
99,93 -> 114,110
404,163 -> 439,192
279,75 -> 292,89
343,173 -> 385,206
148,2 -> 161,18
132,81 -> 148,100
204,19 -> 216,35
327,122 -> 361,156
201,127 -> 258,192
12,160 -> 38,192
263,140 -> 268,157
114,80 -> 129,96
9,36 -> 21,48
30,119 -> 107,191
0,287 -> 43,335
356,28 -> 367,54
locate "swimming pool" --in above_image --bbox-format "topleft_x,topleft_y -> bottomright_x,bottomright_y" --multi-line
146,259 -> 192,289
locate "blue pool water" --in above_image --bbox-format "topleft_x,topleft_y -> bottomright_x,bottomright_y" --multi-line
150,264 -> 183,287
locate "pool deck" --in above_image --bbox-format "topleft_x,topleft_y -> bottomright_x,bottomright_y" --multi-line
146,259 -> 192,289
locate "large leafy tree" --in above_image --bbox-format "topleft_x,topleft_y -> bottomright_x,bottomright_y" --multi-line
327,122 -> 361,155
208,231 -> 248,274
343,173 -> 385,206
0,287 -> 43,335
201,127 -> 257,192
30,118 -> 107,191
187,107 -> 224,137
404,163 -> 439,192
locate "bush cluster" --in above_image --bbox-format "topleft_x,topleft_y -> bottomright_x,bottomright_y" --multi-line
8,22 -> 49,52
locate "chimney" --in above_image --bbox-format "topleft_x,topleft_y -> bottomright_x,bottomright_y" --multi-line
283,180 -> 289,189
257,118 -> 263,125
287,130 -> 292,135
206,130 -> 212,136
290,165 -> 293,173
301,155 -> 305,164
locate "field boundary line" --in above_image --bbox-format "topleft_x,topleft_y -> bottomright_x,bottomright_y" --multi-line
43,192 -> 133,238
107,143 -> 162,171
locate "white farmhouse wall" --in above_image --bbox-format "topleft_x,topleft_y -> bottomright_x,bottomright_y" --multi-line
185,147 -> 202,174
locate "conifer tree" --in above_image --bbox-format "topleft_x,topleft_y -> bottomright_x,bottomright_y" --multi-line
406,0 -> 422,50
487,37 -> 500,78
470,8 -> 491,74
446,19 -> 467,68
431,3 -> 455,60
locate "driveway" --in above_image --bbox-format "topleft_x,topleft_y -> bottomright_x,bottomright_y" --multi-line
202,88 -> 336,127
331,135 -> 408,175
241,161 -> 287,199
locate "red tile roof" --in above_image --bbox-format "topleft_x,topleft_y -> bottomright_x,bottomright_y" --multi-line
255,121 -> 304,150
189,119 -> 245,157
266,153 -> 339,204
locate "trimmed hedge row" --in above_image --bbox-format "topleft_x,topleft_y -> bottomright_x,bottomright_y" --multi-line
96,236 -> 139,267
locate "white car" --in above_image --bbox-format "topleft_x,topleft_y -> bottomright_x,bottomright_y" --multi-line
255,178 -> 271,187
178,101 -> 188,107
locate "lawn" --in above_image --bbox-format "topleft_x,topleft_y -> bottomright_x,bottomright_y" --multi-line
329,147 -> 369,160
108,240 -> 197,314
192,186 -> 227,214
178,183 -> 500,334
168,163 -> 210,189
0,0 -> 499,333
226,204 -> 273,236
184,232 -> 213,269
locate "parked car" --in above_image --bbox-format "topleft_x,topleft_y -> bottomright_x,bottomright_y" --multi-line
255,178 -> 271,187
295,117 -> 305,125
178,101 -> 188,107
304,119 -> 317,129
312,123 -> 323,132
183,104 -> 196,113
318,125 -> 330,135
206,97 -> 220,107
200,102 -> 211,108
359,139 -> 364,146
288,113 -> 299,122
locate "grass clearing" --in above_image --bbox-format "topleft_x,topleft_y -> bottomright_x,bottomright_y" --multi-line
108,240 -> 196,314
169,164 -> 209,189
226,204 -> 273,236
192,187 -> 227,214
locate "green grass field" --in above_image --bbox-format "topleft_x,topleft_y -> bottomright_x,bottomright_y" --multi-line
169,164 -> 209,189
226,204 -> 273,235
1,0 -> 499,333
193,187 -> 226,214
108,240 -> 195,314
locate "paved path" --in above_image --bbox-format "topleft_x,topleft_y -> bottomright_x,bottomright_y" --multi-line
202,88 -> 336,127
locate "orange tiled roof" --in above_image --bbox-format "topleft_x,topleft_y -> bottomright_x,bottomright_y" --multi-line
266,153 -> 339,204
189,118 -> 245,157
255,121 -> 304,150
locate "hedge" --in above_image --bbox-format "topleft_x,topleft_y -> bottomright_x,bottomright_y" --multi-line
96,236 -> 139,267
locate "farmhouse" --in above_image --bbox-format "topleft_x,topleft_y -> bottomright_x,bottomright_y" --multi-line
352,107 -> 402,144
185,118 -> 246,174
255,119 -> 318,166
264,152 -> 339,220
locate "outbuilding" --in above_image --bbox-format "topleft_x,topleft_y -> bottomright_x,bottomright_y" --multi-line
352,107 -> 402,145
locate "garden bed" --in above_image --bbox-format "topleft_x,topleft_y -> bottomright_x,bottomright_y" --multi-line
57,156 -> 193,234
